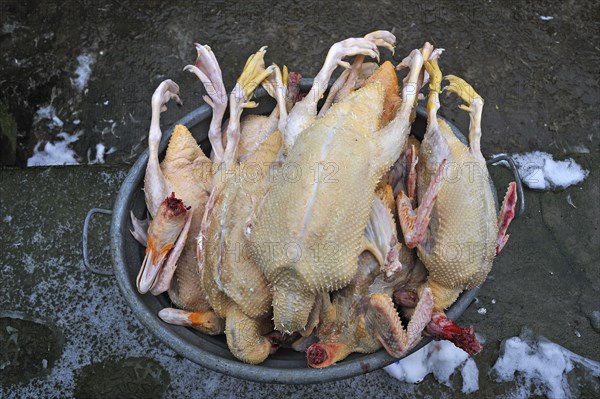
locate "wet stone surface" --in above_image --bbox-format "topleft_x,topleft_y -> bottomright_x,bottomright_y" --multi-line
1,0 -> 598,166
1,163 -> 598,398
1,0 -> 599,397
73,357 -> 169,399
0,313 -> 64,386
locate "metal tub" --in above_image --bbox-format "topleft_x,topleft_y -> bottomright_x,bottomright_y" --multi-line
107,78 -> 524,384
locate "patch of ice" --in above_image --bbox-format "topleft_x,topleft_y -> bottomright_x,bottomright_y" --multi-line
73,119 -> 81,125
493,151 -> 589,191
3,215 -> 12,223
71,53 -> 96,92
540,15 -> 554,21
477,307 -> 487,315
27,132 -> 81,166
566,194 -> 576,208
385,340 -> 479,393
491,329 -> 600,399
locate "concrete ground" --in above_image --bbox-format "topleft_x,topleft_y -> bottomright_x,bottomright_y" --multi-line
1,1 -> 599,398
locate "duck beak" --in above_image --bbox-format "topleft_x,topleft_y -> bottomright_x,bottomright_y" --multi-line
137,238 -> 169,294
136,192 -> 190,294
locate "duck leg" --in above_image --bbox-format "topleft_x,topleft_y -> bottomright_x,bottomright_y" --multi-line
145,80 -> 182,217
234,67 -> 301,162
396,159 -> 445,248
223,46 -> 275,166
444,75 -> 485,163
184,44 -> 228,163
137,81 -> 192,295
443,75 -> 518,255
285,31 -> 396,150
197,47 -> 275,265
396,59 -> 447,248
319,31 -> 398,118
260,64 -> 288,134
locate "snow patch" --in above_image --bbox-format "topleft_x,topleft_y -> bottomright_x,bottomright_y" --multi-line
2,21 -> 22,34
87,143 -> 116,164
540,15 -> 554,21
27,132 -> 81,166
491,329 -> 600,399
71,53 -> 96,92
34,105 -> 64,130
460,356 -> 479,394
493,151 -> 589,191
385,340 -> 479,393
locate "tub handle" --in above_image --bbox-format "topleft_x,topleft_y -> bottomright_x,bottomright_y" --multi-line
487,155 -> 525,218
82,208 -> 114,276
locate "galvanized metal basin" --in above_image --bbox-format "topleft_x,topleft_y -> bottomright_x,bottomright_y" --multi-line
109,78 -> 523,384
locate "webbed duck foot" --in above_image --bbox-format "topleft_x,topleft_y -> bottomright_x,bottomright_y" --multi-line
285,31 -> 396,149
184,43 -> 227,161
260,63 -> 288,133
318,30 -> 394,117
444,74 -> 485,163
497,181 -> 517,255
223,46 -> 276,165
